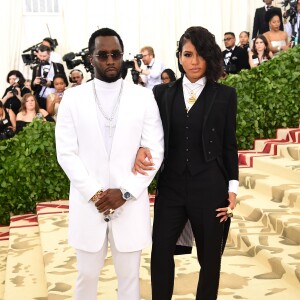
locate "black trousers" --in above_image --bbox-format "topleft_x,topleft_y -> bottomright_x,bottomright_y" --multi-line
151,162 -> 230,300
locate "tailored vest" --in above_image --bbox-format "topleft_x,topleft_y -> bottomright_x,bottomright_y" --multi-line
164,85 -> 208,176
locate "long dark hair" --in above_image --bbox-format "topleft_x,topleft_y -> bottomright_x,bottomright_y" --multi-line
252,35 -> 272,60
177,26 -> 223,82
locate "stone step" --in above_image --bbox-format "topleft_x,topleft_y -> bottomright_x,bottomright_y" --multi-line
239,167 -> 300,210
252,153 -> 300,183
2,214 -> 48,300
0,226 -> 9,300
36,200 -> 74,299
228,193 -> 300,284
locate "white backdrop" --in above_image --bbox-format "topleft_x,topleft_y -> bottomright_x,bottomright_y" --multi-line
0,0 -> 284,94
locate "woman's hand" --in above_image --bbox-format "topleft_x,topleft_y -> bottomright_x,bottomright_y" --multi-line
215,192 -> 236,222
132,147 -> 155,175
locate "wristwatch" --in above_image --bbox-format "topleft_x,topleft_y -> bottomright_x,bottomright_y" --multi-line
120,188 -> 135,201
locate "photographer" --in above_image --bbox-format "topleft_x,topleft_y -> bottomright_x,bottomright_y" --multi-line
0,101 -> 16,140
1,70 -> 31,116
134,46 -> 165,90
31,45 -> 67,109
285,0 -> 300,44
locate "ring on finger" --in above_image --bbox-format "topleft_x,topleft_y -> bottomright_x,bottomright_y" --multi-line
109,208 -> 115,214
226,206 -> 233,218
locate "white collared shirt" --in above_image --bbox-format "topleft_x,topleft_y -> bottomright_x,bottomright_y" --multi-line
182,75 -> 206,111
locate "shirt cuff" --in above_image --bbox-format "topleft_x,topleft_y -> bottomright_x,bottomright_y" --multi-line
228,180 -> 239,195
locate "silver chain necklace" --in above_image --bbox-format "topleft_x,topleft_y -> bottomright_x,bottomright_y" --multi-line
92,79 -> 123,137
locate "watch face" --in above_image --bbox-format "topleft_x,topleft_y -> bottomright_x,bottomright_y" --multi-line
124,192 -> 131,199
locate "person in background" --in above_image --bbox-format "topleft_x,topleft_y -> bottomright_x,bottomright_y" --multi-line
284,0 -> 300,45
42,37 -> 61,63
161,68 -> 176,84
24,79 -> 33,93
248,34 -> 273,68
222,32 -> 250,75
1,70 -> 31,116
134,46 -> 165,89
16,93 -> 54,133
46,74 -> 68,121
55,27 -> 164,300
239,31 -> 250,51
0,101 -> 16,140
134,26 -> 239,300
31,44 -> 67,110
263,9 -> 291,55
69,69 -> 84,87
252,0 -> 284,38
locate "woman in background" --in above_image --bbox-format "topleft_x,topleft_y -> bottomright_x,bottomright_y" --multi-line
248,35 -> 273,68
1,70 -> 31,115
263,9 -> 290,55
239,31 -> 250,51
16,94 -> 53,133
46,74 -> 68,121
160,68 -> 176,84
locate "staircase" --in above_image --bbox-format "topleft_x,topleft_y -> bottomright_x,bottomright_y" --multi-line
0,128 -> 300,300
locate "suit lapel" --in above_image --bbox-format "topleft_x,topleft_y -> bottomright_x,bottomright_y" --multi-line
202,81 -> 218,128
162,79 -> 182,155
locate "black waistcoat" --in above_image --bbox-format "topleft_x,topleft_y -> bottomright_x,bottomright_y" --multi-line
164,85 -> 208,175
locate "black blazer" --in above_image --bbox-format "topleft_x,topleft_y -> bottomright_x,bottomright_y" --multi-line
153,78 -> 239,183
31,62 -> 67,97
223,46 -> 250,74
252,6 -> 284,38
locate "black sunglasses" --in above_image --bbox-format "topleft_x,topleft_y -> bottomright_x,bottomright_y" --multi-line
94,50 -> 124,61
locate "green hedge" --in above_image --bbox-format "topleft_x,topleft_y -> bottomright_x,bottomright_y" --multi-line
0,120 -> 69,225
0,46 -> 299,224
221,45 -> 300,149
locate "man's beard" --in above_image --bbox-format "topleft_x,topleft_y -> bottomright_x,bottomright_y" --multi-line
98,69 -> 122,83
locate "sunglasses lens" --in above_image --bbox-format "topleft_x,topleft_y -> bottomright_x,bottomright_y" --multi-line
96,51 -> 123,61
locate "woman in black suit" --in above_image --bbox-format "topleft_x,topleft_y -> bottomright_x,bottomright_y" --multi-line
134,26 -> 239,300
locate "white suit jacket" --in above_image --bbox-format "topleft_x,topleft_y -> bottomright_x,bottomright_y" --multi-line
55,80 -> 164,252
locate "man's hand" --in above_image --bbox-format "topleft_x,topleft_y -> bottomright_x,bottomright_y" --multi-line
94,189 -> 126,214
132,147 -> 155,175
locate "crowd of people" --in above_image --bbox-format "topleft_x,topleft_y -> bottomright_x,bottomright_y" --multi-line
0,1 -> 299,299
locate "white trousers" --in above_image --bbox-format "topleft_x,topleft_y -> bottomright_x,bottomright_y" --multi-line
74,224 -> 141,300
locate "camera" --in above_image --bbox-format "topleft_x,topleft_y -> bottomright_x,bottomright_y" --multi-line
39,64 -> 50,86
224,63 -> 237,74
0,127 -> 15,141
123,54 -> 143,84
63,48 -> 94,75
281,0 -> 298,45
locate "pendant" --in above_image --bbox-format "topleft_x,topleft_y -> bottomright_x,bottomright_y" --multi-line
188,92 -> 197,105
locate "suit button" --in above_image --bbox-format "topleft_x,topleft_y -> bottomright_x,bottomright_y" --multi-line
186,148 -> 189,151
186,126 -> 189,129
211,128 -> 215,132
186,158 -> 189,162
208,151 -> 211,155
186,137 -> 189,140
187,115 -> 189,118
210,140 -> 213,143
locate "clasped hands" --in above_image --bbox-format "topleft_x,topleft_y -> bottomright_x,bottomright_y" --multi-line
132,147 -> 236,222
93,188 -> 126,215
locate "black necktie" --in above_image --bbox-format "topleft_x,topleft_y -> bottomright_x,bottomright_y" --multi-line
225,49 -> 232,54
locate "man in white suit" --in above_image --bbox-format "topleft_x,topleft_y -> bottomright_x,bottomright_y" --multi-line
55,28 -> 164,300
